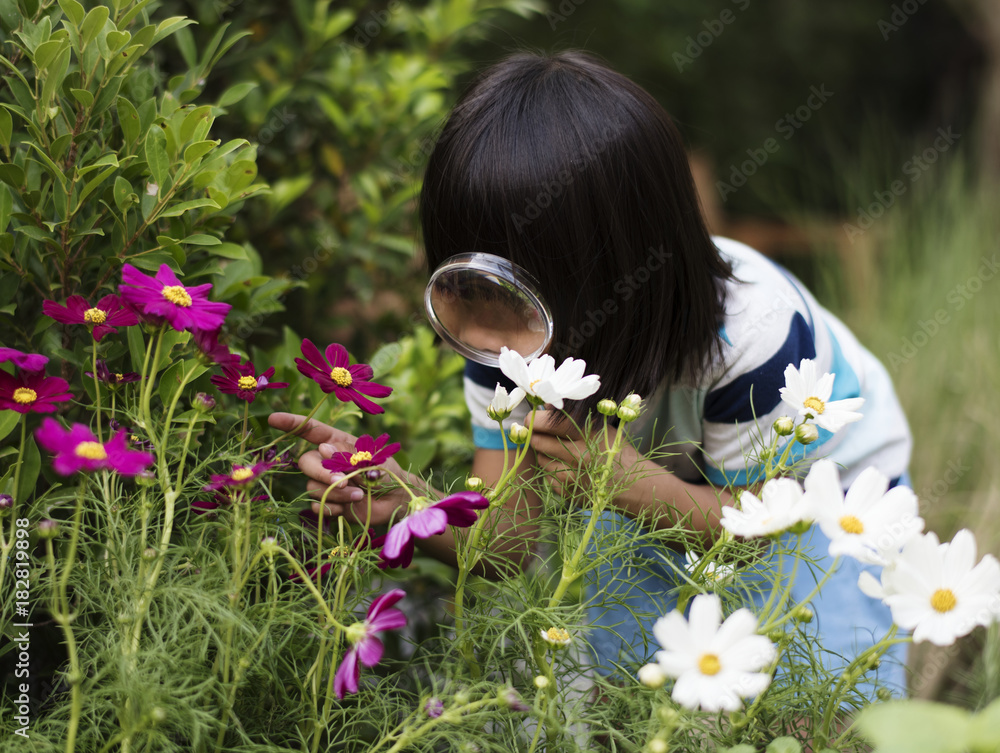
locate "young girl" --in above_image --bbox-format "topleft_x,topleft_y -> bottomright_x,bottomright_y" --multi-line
270,50 -> 912,692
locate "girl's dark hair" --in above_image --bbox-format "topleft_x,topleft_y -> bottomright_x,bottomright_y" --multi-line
420,50 -> 732,421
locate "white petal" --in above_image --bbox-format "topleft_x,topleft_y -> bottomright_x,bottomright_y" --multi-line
858,570 -> 885,600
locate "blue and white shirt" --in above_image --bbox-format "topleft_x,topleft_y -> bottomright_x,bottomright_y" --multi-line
463,236 -> 912,488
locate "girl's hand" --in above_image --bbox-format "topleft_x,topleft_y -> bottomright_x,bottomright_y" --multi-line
267,412 -> 412,527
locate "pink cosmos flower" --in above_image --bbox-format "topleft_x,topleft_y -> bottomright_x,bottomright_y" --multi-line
0,348 -> 48,373
294,339 -> 392,415
120,263 -> 231,332
42,294 -> 138,341
333,589 -> 407,699
321,433 -> 401,475
210,359 -> 288,403
35,419 -> 154,476
85,359 -> 141,386
192,328 -> 239,365
0,371 -> 72,414
202,461 -> 277,491
380,492 -> 489,568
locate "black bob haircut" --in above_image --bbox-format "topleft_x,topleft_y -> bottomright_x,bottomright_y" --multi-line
420,50 -> 733,422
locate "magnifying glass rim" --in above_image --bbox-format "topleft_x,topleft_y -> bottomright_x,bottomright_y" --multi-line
424,252 -> 554,367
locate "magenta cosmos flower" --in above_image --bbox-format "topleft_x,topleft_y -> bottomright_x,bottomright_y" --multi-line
0,348 -> 48,373
210,358 -> 288,403
43,294 -> 138,341
0,371 -> 72,414
333,589 -> 407,699
380,492 -> 489,568
120,263 -> 231,332
203,461 -> 277,491
35,418 -> 154,476
192,328 -> 239,365
322,433 -> 401,475
294,340 -> 392,415
86,359 -> 141,386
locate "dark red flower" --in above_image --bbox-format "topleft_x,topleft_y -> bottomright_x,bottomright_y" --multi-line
321,433 -> 400,475
0,371 -> 72,414
333,589 -> 407,699
294,340 -> 392,415
43,294 -> 138,341
380,492 -> 489,569
210,358 -> 288,403
202,461 -> 277,491
192,328 -> 239,365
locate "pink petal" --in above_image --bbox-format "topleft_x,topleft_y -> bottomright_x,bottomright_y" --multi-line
334,648 -> 360,699
356,635 -> 384,667
381,521 -> 415,561
367,588 -> 406,619
325,343 -> 349,369
406,508 -> 447,539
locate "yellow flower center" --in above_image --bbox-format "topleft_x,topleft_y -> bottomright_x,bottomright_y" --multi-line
75,441 -> 107,460
327,546 -> 348,559
930,588 -> 957,613
84,307 -> 107,324
698,653 -> 722,676
12,387 -> 37,405
237,375 -> 258,391
803,396 -> 826,415
543,627 -> 570,644
329,367 -> 352,387
230,467 -> 255,482
350,450 -> 373,466
161,285 -> 193,307
839,515 -> 865,534
529,378 -> 542,391
115,373 -> 124,381
130,434 -> 140,443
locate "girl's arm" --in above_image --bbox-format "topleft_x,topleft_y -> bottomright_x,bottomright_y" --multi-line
268,413 -> 542,578
527,411 -> 734,534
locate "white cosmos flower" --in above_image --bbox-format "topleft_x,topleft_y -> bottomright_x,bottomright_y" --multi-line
486,383 -> 526,421
779,358 -> 865,433
879,529 -> 1000,646
497,346 -> 600,410
684,551 -> 736,585
805,460 -> 924,566
720,478 -> 811,538
653,594 -> 776,712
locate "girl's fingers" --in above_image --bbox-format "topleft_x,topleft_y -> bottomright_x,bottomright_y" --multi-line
528,410 -> 583,440
268,412 -> 357,446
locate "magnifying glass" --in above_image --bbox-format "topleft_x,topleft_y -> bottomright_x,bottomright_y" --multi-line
424,252 -> 554,367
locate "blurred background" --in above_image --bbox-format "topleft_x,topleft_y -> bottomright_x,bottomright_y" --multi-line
157,0 -> 999,704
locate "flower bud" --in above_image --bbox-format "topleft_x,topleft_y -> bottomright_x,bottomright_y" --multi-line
364,469 -> 382,483
791,606 -> 813,623
620,393 -> 643,412
260,536 -> 280,556
596,399 -> 618,416
486,405 -> 510,422
453,690 -> 470,706
0,493 -> 12,510
150,706 -> 167,724
38,519 -> 59,538
192,392 -> 216,413
794,423 -> 819,445
617,405 -> 639,423
135,470 -> 157,487
142,547 -> 158,561
773,416 -> 794,436
465,476 -> 484,492
876,687 -> 894,701
533,675 -> 549,689
424,697 -> 444,718
637,663 -> 666,689
648,740 -> 668,753
656,707 -> 679,725
499,687 -> 529,712
508,423 -> 530,445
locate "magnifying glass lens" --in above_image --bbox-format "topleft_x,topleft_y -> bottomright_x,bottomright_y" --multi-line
425,253 -> 553,366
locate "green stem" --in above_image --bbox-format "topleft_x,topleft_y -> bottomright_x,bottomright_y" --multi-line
0,416 -> 28,592
92,339 -> 103,442
258,393 -> 331,452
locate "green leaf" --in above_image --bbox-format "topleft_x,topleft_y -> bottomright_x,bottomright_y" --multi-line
80,5 -> 110,48
0,184 -> 12,232
210,242 -> 248,260
33,39 -> 65,70
144,124 -> 169,187
856,700 -> 970,753
105,30 -> 130,52
0,410 -> 20,443
127,319 -> 146,372
16,434 -> 40,506
70,87 -> 94,107
156,198 -> 219,218
25,143 -> 66,185
151,16 -> 195,47
719,747 -> 756,753
0,164 -> 23,187
58,0 -> 85,26
183,139 -> 219,163
113,175 -> 135,212
0,106 -> 11,149
40,46 -> 71,109
178,234 -> 220,246
370,341 -> 402,379
217,81 -> 257,108
74,164 -> 117,210
116,96 -> 140,145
